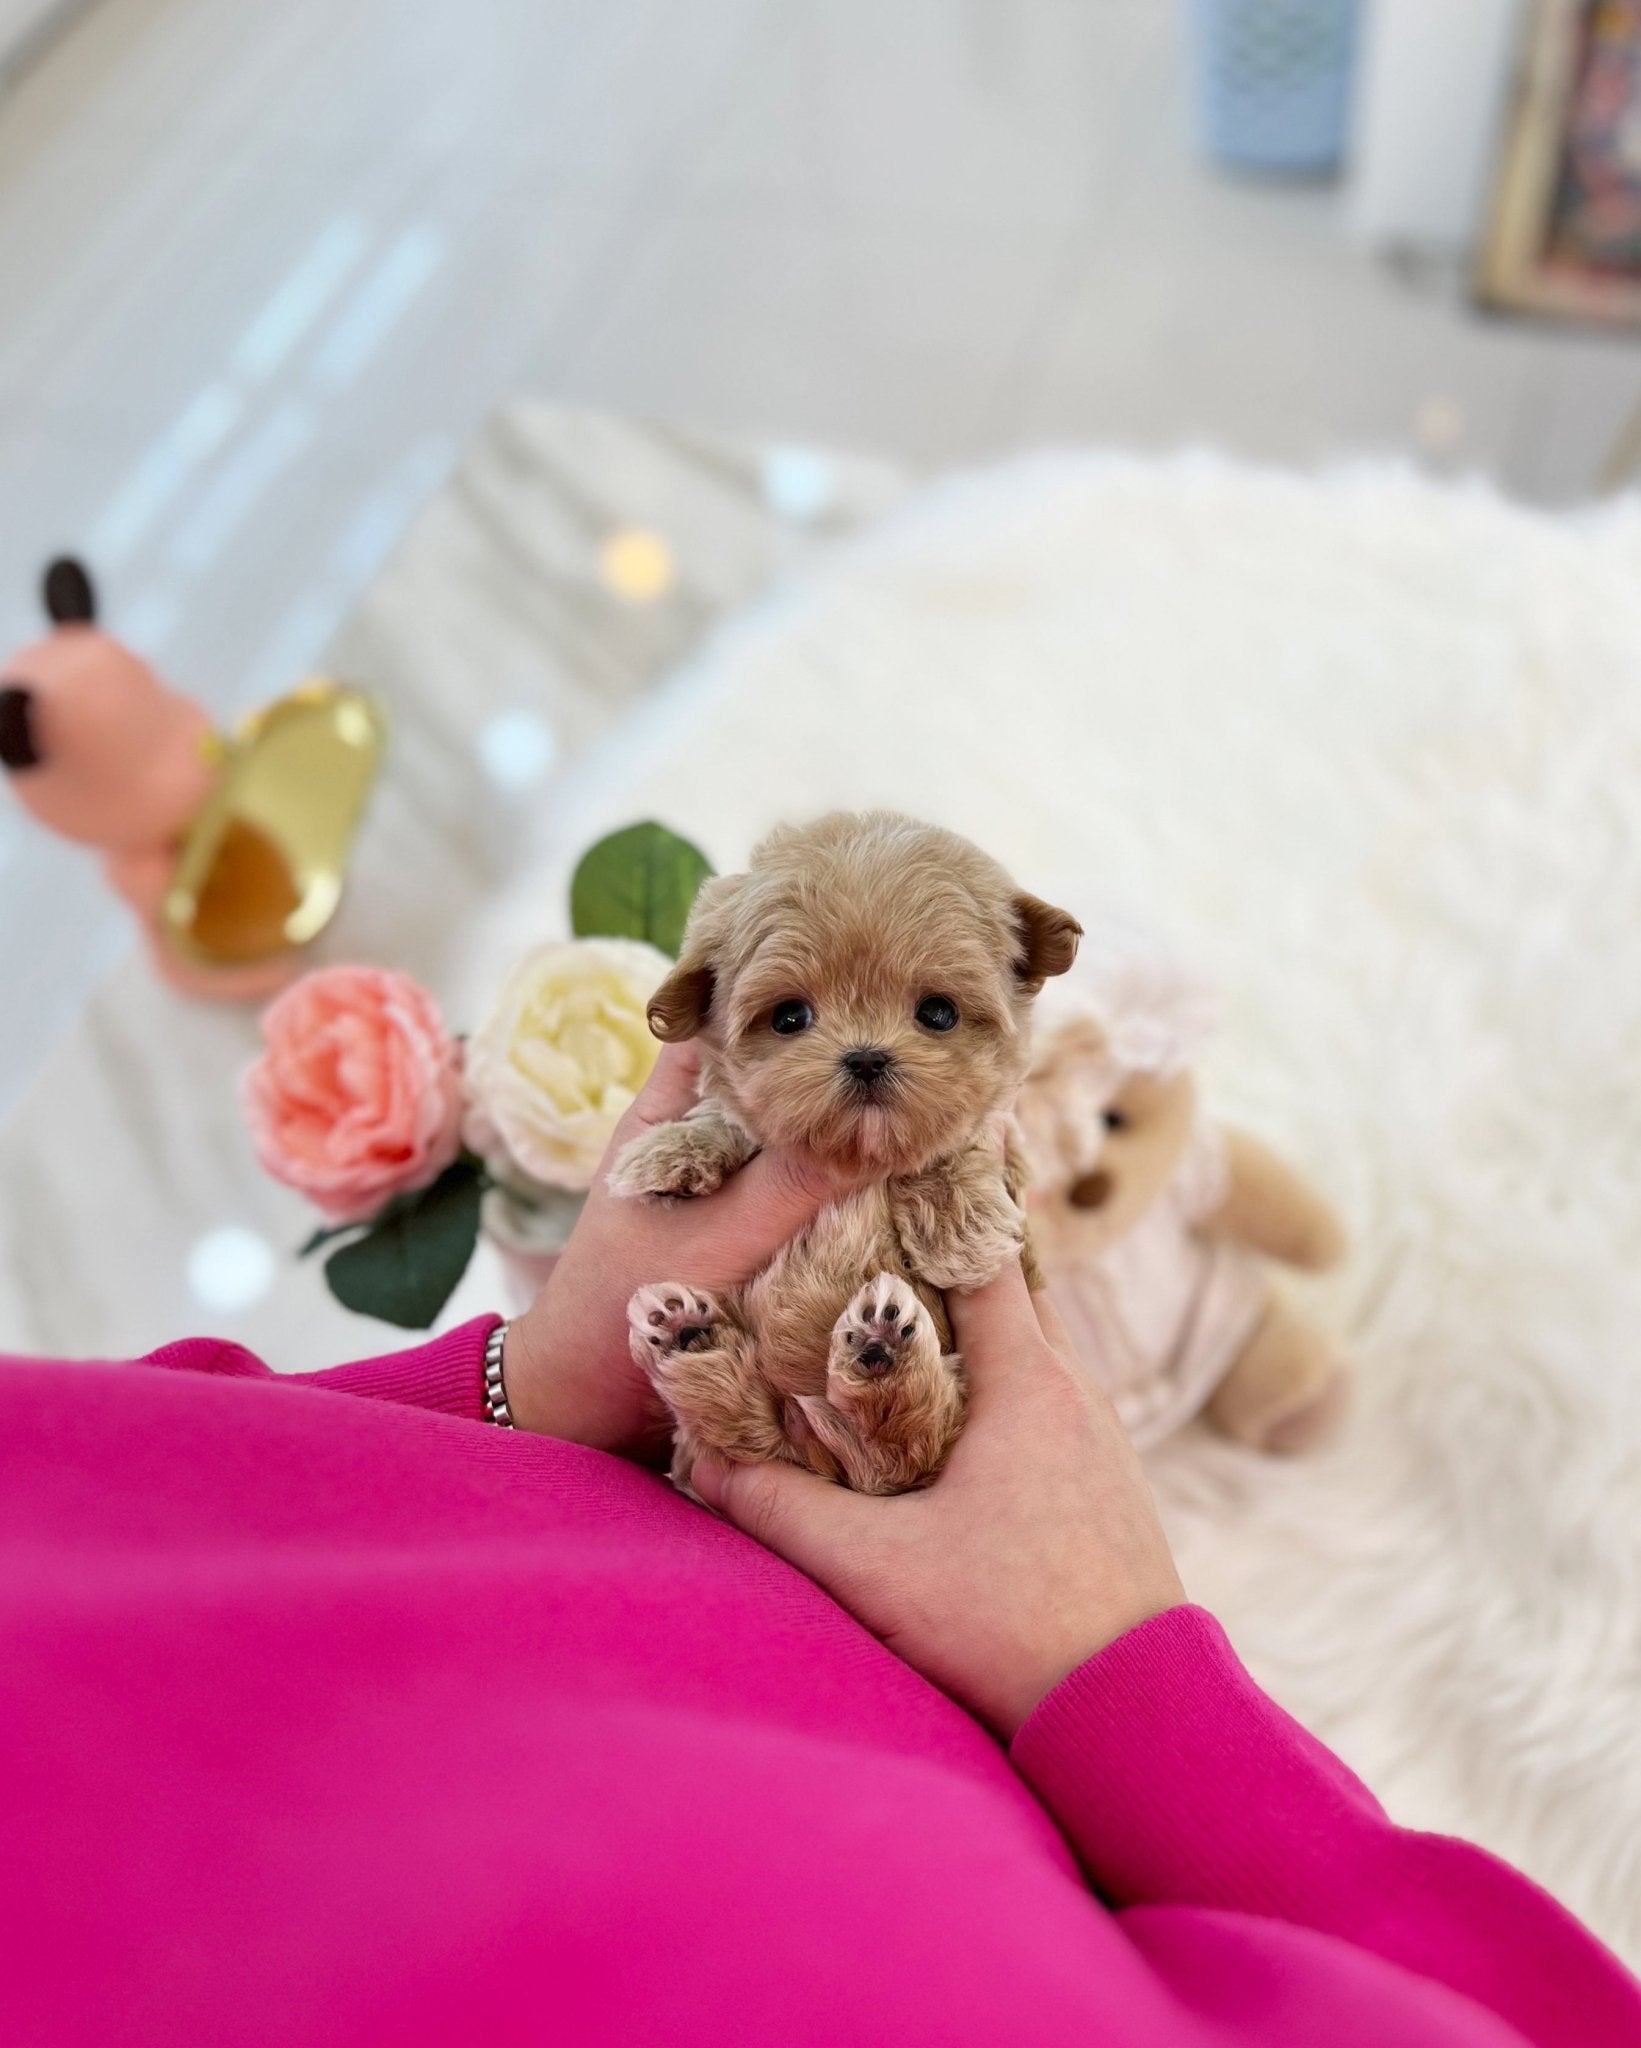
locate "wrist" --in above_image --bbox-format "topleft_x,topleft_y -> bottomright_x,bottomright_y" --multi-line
993,1588 -> 1189,1738
499,1313 -> 594,1440
500,1307 -> 671,1461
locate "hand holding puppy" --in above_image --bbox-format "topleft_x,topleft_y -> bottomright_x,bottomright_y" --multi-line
605,812 -> 1082,1496
692,1259 -> 1186,1739
503,1043 -> 854,1457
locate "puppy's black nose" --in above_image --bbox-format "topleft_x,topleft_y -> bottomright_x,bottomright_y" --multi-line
842,1046 -> 894,1086
0,684 -> 40,771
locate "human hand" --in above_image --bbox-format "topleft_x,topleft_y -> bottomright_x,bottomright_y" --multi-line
503,1044 -> 851,1457
691,1259 -> 1186,1738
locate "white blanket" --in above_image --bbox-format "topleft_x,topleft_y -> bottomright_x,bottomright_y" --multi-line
468,451 -> 1641,1962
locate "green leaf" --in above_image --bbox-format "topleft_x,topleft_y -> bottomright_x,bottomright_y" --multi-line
570,821 -> 713,957
321,1163 -> 483,1330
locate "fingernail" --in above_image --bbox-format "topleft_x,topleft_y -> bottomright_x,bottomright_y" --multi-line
691,1456 -> 728,1510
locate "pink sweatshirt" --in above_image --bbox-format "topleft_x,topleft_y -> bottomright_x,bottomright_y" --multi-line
3,1316 -> 1636,2048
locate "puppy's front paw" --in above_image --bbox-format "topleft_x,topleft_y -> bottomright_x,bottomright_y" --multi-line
626,1283 -> 721,1380
609,1122 -> 731,1201
894,1166 -> 1025,1290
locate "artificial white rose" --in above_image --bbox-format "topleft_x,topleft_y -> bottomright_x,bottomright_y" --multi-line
463,937 -> 670,1191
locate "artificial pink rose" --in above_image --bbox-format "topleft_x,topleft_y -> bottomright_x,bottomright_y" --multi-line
242,966 -> 463,1223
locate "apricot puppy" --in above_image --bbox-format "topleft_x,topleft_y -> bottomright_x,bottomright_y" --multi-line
609,811 -> 1080,1494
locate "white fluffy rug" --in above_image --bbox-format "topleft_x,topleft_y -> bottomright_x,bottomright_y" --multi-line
471,452 -> 1641,1963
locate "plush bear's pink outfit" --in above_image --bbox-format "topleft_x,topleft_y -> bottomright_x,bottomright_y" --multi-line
3,1318 -> 1637,2047
1048,1118 -> 1269,1446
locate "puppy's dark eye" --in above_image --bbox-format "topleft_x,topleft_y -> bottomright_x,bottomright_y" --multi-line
771,999 -> 814,1036
915,995 -> 959,1033
1102,1107 -> 1127,1132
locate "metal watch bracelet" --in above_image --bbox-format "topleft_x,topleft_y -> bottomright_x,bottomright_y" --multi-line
482,1320 -> 515,1428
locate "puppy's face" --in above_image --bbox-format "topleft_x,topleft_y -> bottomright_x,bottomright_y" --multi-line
648,813 -> 1081,1173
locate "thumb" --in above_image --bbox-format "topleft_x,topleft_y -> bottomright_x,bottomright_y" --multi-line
692,1453 -> 875,1585
946,1257 -> 1052,1404
1031,1289 -> 1082,1369
694,1144 -> 854,1273
622,1041 -> 703,1132
593,1043 -> 703,1179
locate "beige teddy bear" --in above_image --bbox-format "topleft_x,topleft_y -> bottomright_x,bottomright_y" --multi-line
1016,926 -> 1349,1452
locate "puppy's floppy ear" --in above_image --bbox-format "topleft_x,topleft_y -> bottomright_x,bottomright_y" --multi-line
646,873 -> 745,1042
1011,892 -> 1082,992
647,963 -> 713,1042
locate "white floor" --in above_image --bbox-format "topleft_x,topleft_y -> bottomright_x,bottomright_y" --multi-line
2,0 -> 1639,1115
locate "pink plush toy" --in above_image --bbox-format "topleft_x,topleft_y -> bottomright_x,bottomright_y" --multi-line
0,559 -> 380,1000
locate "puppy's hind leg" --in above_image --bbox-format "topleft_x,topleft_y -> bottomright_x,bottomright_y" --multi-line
627,1282 -> 723,1371
802,1274 -> 966,1495
828,1272 -> 943,1390
626,1283 -> 775,1497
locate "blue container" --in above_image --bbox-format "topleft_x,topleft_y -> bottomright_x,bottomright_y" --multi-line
1187,0 -> 1361,175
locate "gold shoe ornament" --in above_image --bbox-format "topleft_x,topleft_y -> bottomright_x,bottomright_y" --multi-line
0,557 -> 384,1000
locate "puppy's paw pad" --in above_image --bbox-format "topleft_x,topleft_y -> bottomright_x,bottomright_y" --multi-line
626,1284 -> 720,1373
831,1273 -> 930,1382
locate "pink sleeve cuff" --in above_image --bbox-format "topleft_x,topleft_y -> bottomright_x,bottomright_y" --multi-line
141,1316 -> 500,1422
1010,1603 -> 1387,1911
305,1315 -> 499,1422
1010,1604 -> 1641,2048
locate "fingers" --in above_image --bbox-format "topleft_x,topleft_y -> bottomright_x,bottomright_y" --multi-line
691,1454 -> 877,1586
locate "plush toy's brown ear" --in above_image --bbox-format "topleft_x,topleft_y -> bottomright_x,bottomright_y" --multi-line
1012,892 -> 1082,992
645,874 -> 744,1042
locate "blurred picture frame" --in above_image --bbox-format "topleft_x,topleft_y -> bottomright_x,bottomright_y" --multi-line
1477,0 -> 1641,326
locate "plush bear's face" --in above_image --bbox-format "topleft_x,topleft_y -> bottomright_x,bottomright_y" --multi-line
1018,1016 -> 1198,1261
